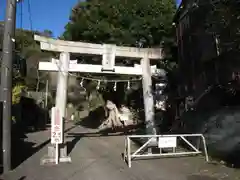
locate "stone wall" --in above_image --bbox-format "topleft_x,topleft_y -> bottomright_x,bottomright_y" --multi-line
176,85 -> 240,167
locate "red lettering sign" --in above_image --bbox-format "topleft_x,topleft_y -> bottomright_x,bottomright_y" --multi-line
55,109 -> 60,126
51,107 -> 63,144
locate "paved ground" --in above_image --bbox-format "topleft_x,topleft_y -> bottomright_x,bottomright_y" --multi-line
1,122 -> 240,180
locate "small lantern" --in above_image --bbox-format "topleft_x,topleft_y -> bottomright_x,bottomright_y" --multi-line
185,96 -> 194,111
154,81 -> 167,111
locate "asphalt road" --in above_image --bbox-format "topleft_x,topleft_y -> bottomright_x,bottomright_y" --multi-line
1,123 -> 240,180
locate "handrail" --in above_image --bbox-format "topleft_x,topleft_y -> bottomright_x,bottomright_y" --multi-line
124,134 -> 209,168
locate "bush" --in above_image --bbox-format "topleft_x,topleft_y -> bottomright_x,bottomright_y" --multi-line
89,91 -> 105,111
12,84 -> 27,122
12,84 -> 26,105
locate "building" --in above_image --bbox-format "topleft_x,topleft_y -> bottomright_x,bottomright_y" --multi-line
174,0 -> 240,99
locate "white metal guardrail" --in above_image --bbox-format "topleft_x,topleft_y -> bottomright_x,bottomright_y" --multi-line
123,134 -> 209,168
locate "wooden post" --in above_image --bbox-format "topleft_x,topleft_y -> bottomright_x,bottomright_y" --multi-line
141,57 -> 157,135
45,79 -> 49,108
55,52 -> 70,142
44,79 -> 49,125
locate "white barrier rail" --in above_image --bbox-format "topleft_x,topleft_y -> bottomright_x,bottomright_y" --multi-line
123,134 -> 209,168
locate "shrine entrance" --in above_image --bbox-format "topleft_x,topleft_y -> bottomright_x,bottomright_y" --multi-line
34,35 -> 165,164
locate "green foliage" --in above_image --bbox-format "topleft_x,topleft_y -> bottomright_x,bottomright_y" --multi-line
13,29 -> 54,90
62,1 -> 178,118
12,83 -> 26,105
89,92 -> 105,111
61,0 -> 178,88
63,0 -> 176,60
15,29 -> 54,58
0,22 -> 54,90
15,29 -> 39,57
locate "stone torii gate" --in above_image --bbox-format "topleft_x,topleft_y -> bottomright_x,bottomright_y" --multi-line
34,35 -> 165,164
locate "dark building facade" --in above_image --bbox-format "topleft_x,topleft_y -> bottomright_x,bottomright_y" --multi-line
174,0 -> 240,99
174,0 -> 219,98
172,1 -> 240,166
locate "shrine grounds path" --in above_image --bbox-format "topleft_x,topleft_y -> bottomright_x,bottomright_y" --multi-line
1,122 -> 240,180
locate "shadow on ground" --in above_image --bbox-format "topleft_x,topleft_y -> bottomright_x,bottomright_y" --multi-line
10,123 -> 79,171
8,96 -> 51,170
187,175 -> 217,180
18,176 -> 26,180
76,106 -> 105,129
66,130 -> 137,155
0,122 -> 78,175
0,97 -> 50,174
11,136 -> 51,170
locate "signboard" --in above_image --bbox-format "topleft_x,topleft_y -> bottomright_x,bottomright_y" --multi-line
52,58 -> 78,64
51,107 -> 63,144
158,137 -> 177,148
102,44 -> 116,71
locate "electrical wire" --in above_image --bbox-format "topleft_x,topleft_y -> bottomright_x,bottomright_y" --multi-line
27,0 -> 33,31
20,0 -> 23,51
20,0 -> 23,30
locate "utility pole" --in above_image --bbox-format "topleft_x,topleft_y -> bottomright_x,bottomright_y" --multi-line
1,0 -> 17,173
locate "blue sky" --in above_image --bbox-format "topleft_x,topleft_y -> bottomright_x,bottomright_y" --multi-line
0,0 -> 80,37
176,0 -> 182,7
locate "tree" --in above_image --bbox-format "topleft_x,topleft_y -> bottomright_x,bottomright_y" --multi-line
1,20 -> 54,91
61,0 -> 177,129
62,0 -> 177,98
42,30 -> 53,38
14,29 -> 54,91
63,0 -> 176,57
62,0 -> 178,87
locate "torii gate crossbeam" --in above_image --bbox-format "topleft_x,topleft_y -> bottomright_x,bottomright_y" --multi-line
39,59 -> 161,75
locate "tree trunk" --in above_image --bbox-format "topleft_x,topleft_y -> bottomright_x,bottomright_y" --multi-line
98,100 -> 123,130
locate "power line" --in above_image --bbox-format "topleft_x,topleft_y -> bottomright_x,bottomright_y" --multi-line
20,0 -> 23,30
19,0 -> 23,51
27,0 -> 33,31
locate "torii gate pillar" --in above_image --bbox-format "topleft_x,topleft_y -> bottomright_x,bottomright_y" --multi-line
41,52 -> 71,165
55,52 -> 69,126
141,57 -> 157,135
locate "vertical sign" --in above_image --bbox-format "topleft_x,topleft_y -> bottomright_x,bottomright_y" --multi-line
51,107 -> 63,144
102,44 -> 116,71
